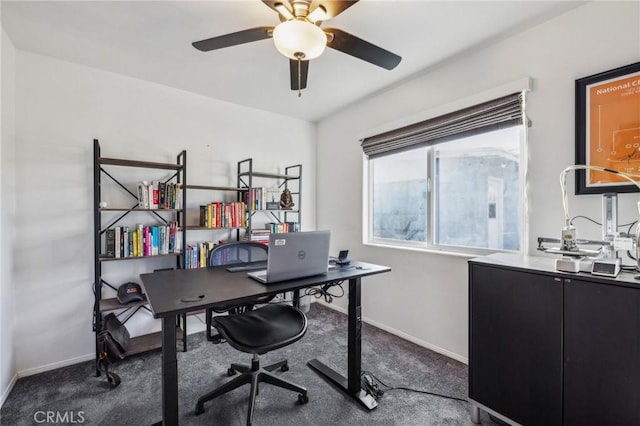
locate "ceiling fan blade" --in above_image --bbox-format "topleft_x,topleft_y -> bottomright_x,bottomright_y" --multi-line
325,28 -> 401,70
290,59 -> 309,90
192,27 -> 274,52
313,0 -> 359,19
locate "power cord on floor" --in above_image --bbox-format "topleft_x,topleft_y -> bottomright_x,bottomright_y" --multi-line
361,370 -> 468,403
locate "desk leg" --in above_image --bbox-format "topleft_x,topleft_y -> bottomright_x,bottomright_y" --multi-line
292,289 -> 300,309
308,277 -> 378,410
161,315 -> 179,426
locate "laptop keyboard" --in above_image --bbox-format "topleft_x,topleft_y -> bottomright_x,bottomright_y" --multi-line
252,270 -> 267,278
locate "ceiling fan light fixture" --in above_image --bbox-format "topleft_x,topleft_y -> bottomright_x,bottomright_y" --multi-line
272,19 -> 326,60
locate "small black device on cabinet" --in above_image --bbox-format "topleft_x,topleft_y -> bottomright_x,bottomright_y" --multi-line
335,250 -> 350,265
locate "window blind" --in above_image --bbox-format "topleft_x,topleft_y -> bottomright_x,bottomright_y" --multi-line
361,92 -> 525,158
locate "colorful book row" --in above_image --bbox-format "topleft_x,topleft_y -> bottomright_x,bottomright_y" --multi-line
199,202 -> 247,229
184,240 -> 222,269
267,222 -> 299,233
137,181 -> 182,210
104,222 -> 182,258
246,187 -> 281,210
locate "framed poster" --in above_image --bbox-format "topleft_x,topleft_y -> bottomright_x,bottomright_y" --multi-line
575,62 -> 640,194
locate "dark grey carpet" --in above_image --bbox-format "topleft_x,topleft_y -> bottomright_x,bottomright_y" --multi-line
1,304 -> 499,425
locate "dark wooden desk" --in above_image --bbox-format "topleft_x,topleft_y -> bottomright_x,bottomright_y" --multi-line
140,261 -> 391,426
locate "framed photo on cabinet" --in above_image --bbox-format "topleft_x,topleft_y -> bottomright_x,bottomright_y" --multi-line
575,62 -> 640,194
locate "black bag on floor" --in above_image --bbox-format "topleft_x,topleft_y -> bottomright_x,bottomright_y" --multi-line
97,313 -> 130,388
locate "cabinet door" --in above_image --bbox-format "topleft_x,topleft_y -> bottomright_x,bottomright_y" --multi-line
469,264 -> 562,425
564,279 -> 640,425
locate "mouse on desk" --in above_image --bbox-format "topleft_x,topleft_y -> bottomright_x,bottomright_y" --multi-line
181,294 -> 205,302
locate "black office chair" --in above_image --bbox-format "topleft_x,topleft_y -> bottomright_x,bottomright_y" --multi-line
196,242 -> 309,425
205,241 -> 272,342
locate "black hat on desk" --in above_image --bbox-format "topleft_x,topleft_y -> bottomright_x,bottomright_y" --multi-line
117,282 -> 144,305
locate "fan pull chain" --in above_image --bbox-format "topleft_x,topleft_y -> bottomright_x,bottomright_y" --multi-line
294,51 -> 305,98
297,56 -> 302,98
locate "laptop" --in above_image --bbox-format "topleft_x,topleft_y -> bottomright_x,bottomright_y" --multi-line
247,230 -> 331,284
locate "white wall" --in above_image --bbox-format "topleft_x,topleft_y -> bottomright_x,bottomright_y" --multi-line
1,27 -> 18,405
10,51 -> 316,375
316,1 -> 640,361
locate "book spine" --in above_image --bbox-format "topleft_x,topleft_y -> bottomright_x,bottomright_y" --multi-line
158,182 -> 166,209
141,181 -> 149,208
158,226 -> 165,255
174,227 -> 182,254
115,227 -> 121,258
137,182 -> 145,208
152,226 -> 159,255
105,229 -> 116,258
123,227 -> 129,257
137,224 -> 143,256
169,222 -> 175,253
175,184 -> 182,210
200,205 -> 206,228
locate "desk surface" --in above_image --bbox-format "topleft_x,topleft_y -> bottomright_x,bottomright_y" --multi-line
140,261 -> 391,318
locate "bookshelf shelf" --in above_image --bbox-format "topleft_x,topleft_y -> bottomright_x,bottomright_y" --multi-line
99,296 -> 148,312
249,209 -> 300,213
186,184 -> 248,192
100,208 -> 182,212
186,226 -> 245,231
125,327 -> 183,356
93,139 -> 187,378
99,253 -> 181,262
99,157 -> 183,170
238,170 -> 300,180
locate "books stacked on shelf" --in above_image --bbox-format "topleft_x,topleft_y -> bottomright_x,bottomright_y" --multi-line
184,240 -> 221,269
199,201 -> 246,228
246,187 -> 281,210
104,221 -> 182,258
137,181 -> 182,209
267,222 -> 299,233
247,228 -> 271,244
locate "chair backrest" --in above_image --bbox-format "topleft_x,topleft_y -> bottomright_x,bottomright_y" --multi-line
209,241 -> 268,266
209,241 -> 271,312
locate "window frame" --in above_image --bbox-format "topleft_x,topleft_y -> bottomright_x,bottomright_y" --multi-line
363,121 -> 527,257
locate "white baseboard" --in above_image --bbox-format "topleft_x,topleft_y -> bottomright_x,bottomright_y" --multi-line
317,301 -> 468,365
0,373 -> 18,408
17,353 -> 95,379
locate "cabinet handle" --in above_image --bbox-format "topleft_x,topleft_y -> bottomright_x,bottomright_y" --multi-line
554,277 -> 562,282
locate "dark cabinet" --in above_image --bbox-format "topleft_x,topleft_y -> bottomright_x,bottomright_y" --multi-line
469,254 -> 640,426
563,278 -> 640,425
469,264 -> 562,426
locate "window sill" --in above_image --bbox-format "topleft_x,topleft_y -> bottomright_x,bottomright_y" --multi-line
364,240 -> 518,259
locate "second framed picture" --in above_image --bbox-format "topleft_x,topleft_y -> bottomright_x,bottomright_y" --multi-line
575,62 -> 640,194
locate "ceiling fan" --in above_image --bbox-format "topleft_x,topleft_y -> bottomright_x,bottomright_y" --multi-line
192,0 -> 402,96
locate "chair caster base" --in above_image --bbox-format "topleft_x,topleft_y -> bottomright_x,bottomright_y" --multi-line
298,393 -> 309,404
227,368 -> 236,376
281,364 -> 289,372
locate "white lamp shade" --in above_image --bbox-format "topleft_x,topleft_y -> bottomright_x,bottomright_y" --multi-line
273,20 -> 327,60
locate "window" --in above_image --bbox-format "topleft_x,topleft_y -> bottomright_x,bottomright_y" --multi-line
364,92 -> 526,254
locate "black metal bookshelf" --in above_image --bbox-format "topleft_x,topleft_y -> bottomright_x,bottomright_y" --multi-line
92,139 -> 187,376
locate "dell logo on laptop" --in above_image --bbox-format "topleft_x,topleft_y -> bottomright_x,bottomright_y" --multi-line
298,250 -> 306,259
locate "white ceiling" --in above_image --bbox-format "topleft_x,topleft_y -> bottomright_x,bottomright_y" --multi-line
1,1 -> 582,122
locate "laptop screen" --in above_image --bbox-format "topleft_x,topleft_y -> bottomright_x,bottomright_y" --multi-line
250,230 -> 331,283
